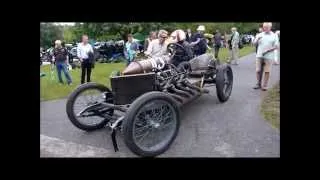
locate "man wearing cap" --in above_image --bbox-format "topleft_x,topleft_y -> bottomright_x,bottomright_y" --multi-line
190,25 -> 207,56
144,30 -> 169,57
253,22 -> 279,91
52,40 -> 72,85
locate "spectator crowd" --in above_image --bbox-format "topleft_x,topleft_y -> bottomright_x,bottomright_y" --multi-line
42,23 -> 280,91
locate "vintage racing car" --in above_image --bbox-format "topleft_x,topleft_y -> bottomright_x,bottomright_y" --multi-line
66,42 -> 233,157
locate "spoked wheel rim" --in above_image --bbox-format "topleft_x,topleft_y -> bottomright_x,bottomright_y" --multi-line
223,68 -> 233,97
72,88 -> 112,126
132,100 -> 177,152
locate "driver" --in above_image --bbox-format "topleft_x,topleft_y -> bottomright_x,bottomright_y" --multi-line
168,29 -> 194,67
144,30 -> 169,57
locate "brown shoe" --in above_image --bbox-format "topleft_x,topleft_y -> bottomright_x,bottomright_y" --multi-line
261,87 -> 267,91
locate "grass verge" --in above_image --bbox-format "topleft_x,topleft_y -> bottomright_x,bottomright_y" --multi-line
40,62 -> 126,101
261,82 -> 280,130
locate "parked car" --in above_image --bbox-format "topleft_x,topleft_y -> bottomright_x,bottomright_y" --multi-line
241,34 -> 252,45
40,52 -> 43,65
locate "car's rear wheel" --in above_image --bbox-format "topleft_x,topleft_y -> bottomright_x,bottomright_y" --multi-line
216,64 -> 233,102
66,83 -> 114,131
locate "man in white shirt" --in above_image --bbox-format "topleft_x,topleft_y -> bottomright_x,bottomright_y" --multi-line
253,23 -> 279,91
77,34 -> 94,84
144,30 -> 169,57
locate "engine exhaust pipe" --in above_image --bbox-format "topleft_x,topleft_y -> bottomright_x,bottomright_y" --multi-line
169,85 -> 193,98
182,81 -> 209,94
165,92 -> 186,104
175,83 -> 199,96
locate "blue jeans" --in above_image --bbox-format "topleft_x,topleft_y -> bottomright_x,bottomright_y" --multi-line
56,62 -> 72,84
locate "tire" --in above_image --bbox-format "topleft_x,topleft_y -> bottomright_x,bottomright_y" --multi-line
123,91 -> 180,157
215,64 -> 233,102
66,82 -> 114,131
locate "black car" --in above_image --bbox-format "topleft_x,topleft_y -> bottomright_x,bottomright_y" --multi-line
241,34 -> 252,44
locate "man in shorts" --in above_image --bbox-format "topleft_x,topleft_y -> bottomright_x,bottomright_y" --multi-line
253,22 -> 279,91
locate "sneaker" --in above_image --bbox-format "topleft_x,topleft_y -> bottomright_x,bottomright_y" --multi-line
68,82 -> 73,86
253,84 -> 261,89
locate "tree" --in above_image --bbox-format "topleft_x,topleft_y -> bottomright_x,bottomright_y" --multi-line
41,22 -> 262,48
40,23 -> 63,48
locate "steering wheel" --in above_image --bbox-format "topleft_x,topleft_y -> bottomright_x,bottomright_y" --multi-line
167,43 -> 187,59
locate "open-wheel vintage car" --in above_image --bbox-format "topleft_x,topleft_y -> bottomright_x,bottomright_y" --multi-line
66,42 -> 233,157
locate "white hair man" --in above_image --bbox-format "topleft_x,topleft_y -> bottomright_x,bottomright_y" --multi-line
144,30 -> 169,57
230,27 -> 240,65
168,29 -> 194,66
52,40 -> 72,85
253,22 -> 280,91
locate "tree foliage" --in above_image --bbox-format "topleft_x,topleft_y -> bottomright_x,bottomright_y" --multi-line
40,23 -> 64,48
41,22 -> 269,48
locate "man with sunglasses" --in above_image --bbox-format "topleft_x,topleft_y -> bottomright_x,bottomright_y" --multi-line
144,30 -> 169,57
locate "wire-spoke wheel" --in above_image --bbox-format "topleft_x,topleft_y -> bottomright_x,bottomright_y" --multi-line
66,83 -> 114,131
123,92 -> 180,157
216,64 -> 233,102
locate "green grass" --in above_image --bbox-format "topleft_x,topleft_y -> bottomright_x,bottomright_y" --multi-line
207,45 -> 255,63
40,45 -> 254,101
40,62 -> 126,101
261,82 -> 280,130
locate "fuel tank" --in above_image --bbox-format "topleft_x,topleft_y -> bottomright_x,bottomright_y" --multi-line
189,53 -> 216,71
122,55 -> 172,75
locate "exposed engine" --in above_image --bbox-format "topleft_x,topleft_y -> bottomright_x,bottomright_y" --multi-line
155,63 -> 209,106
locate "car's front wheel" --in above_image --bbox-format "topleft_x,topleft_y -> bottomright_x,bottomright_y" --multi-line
122,92 -> 180,157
